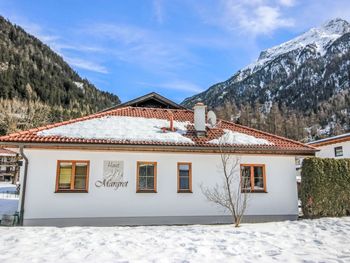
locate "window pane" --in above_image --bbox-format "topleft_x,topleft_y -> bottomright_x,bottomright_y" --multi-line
138,163 -> 155,190
139,165 -> 147,177
254,166 -> 264,190
146,165 -> 154,178
74,163 -> 87,190
146,177 -> 154,189
59,162 -> 72,189
241,166 -> 251,190
179,164 -> 190,171
335,147 -> 343,157
139,176 -> 147,189
179,170 -> 189,177
180,177 -> 189,190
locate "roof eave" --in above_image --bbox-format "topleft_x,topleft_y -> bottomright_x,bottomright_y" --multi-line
0,141 -> 316,156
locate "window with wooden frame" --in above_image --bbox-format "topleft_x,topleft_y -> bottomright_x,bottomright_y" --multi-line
56,160 -> 90,193
177,162 -> 192,193
137,162 -> 157,193
334,146 -> 343,157
240,164 -> 266,193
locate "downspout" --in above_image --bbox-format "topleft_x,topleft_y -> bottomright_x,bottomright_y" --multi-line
19,145 -> 29,226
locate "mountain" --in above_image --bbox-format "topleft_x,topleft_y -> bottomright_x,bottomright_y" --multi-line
0,16 -> 120,135
182,18 -> 350,141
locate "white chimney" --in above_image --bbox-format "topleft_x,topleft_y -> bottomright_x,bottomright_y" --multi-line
194,102 -> 206,136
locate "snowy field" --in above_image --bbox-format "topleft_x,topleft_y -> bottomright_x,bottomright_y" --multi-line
0,183 -> 18,217
0,217 -> 350,263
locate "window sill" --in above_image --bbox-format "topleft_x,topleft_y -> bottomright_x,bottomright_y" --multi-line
136,190 -> 157,193
241,190 -> 267,193
177,190 -> 192,193
55,190 -> 88,193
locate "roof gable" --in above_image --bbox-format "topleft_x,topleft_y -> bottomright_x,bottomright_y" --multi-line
103,92 -> 186,111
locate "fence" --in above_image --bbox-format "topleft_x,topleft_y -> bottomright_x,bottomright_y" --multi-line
0,190 -> 19,199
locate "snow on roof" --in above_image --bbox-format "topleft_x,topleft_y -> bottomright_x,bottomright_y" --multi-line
208,129 -> 273,145
38,116 -> 194,144
0,106 -> 316,154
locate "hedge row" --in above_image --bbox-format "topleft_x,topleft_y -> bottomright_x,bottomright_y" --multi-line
301,157 -> 350,218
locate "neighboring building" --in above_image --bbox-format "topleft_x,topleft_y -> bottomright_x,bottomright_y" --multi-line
308,133 -> 350,158
0,93 -> 316,226
0,148 -> 18,182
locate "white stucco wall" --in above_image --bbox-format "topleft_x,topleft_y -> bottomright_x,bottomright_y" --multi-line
22,149 -> 298,223
315,141 -> 350,158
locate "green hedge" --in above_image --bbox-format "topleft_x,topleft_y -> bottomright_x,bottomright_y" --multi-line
301,157 -> 350,218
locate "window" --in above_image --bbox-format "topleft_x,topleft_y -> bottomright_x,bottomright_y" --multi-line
177,162 -> 192,193
56,160 -> 89,192
137,162 -> 157,193
334,146 -> 343,157
240,164 -> 266,193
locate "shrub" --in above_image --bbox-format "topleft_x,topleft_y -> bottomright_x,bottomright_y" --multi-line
301,157 -> 350,218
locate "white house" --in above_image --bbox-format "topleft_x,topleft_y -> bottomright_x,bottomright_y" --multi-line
0,148 -> 18,182
0,93 -> 316,226
308,133 -> 350,158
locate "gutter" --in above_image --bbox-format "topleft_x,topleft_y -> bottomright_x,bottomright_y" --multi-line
0,141 -> 317,156
19,145 -> 29,226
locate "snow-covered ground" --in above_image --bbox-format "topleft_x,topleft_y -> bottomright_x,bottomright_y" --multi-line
0,217 -> 350,262
0,183 -> 18,217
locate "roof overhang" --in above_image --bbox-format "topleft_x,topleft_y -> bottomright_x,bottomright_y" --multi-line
0,142 -> 316,156
308,135 -> 350,147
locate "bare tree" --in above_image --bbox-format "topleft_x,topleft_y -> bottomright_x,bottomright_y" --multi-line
201,148 -> 250,227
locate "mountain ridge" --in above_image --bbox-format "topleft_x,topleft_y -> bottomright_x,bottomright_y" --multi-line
182,18 -> 350,141
0,16 -> 120,135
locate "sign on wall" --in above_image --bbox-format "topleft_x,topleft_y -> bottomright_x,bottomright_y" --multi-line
95,161 -> 128,190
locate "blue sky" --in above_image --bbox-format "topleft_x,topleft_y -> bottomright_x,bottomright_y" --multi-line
0,0 -> 350,103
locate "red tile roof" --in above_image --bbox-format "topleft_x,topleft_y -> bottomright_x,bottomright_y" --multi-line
0,148 -> 17,156
0,107 -> 316,155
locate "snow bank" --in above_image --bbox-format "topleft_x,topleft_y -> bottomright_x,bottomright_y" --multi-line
0,217 -> 350,262
38,116 -> 194,144
209,129 -> 272,145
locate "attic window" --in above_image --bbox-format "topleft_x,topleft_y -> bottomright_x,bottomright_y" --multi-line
334,146 -> 343,157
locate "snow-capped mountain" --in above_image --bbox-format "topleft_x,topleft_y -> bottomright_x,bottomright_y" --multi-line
181,18 -> 350,139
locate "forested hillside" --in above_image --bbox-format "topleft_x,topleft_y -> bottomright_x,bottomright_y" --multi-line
0,16 -> 120,135
182,19 -> 350,142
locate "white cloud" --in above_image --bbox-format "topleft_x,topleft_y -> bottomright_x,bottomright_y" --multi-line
138,80 -> 204,93
84,23 -> 197,72
223,0 -> 294,35
65,57 -> 109,74
197,0 -> 295,36
278,0 -> 296,7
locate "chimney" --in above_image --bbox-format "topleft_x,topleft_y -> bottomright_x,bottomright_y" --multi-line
168,111 -> 175,132
194,102 -> 206,137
